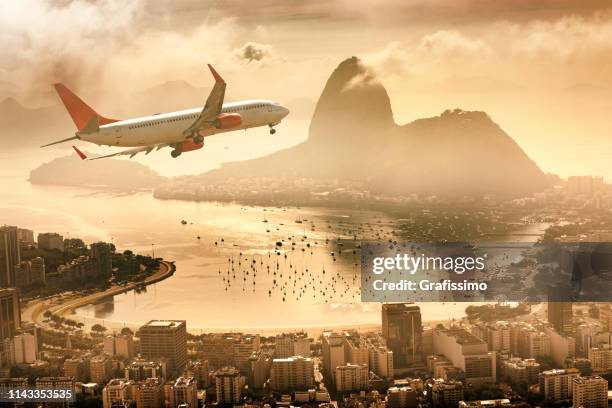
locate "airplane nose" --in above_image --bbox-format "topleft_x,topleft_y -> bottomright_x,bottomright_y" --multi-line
282,106 -> 290,117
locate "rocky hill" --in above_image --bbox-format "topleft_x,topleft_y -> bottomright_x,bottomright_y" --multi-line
30,153 -> 166,191
161,56 -> 548,199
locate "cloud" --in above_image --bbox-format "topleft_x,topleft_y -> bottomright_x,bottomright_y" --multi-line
0,0 -> 241,105
0,0 -> 142,97
363,11 -> 612,88
233,41 -> 277,64
418,30 -> 489,57
364,41 -> 413,78
341,71 -> 377,92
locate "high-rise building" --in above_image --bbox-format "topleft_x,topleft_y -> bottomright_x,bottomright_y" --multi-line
90,355 -> 112,384
274,332 -> 310,358
16,228 -> 34,245
427,355 -> 454,378
344,331 -> 369,367
125,357 -> 166,382
139,320 -> 187,374
544,326 -> 575,367
214,366 -> 244,404
0,378 -> 28,399
538,368 -> 580,402
572,375 -> 608,408
90,242 -> 113,277
567,175 -> 605,195
135,377 -> 164,408
575,322 -> 606,354
387,386 -> 417,408
548,302 -> 573,335
422,326 -> 434,355
334,363 -> 368,392
321,331 -> 346,383
516,326 -> 551,359
102,378 -> 133,408
57,256 -> 98,281
64,357 -> 87,382
104,333 -> 135,359
0,226 -> 20,287
36,377 -> 75,392
14,261 -> 30,288
37,232 -> 64,251
433,328 -> 496,385
367,342 -> 394,379
29,257 -> 45,284
429,379 -> 464,408
184,359 -> 210,388
248,351 -> 272,389
270,356 -> 314,391
233,340 -> 256,374
5,331 -> 37,364
166,376 -> 198,407
500,357 -> 540,385
566,357 -> 593,376
484,321 -> 511,353
382,303 -> 422,367
587,344 -> 612,374
0,288 -> 20,343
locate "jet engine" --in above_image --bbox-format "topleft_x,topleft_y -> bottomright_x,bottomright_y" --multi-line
213,113 -> 242,129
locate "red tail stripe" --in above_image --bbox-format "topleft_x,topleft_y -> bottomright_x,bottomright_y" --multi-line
72,145 -> 87,160
54,83 -> 119,131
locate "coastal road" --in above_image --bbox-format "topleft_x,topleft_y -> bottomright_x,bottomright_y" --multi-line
22,260 -> 174,329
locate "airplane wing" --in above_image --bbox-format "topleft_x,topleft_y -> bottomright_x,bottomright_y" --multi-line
182,64 -> 226,137
72,144 -> 167,160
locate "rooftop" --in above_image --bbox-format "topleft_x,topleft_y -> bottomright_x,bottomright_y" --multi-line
439,328 -> 485,345
573,375 -> 606,383
142,320 -> 185,328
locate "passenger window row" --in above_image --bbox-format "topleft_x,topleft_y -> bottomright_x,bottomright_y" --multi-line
127,104 -> 265,129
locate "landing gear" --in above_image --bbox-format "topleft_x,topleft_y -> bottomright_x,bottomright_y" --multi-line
193,135 -> 203,145
171,149 -> 182,158
269,128 -> 276,135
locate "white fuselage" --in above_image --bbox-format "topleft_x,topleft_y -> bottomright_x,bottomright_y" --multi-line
81,99 -> 289,147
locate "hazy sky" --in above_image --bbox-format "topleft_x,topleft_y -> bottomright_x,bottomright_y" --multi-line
2,0 -> 612,178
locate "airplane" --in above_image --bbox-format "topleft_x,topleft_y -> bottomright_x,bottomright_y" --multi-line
42,64 -> 290,159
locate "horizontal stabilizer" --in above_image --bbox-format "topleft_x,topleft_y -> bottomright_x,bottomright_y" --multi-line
72,145 -> 87,160
40,135 -> 80,148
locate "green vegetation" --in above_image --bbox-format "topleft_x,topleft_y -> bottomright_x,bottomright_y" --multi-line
39,327 -> 97,350
112,250 -> 160,284
465,303 -> 530,323
21,246 -> 88,274
464,383 -> 505,401
20,245 -> 159,300
90,324 -> 108,336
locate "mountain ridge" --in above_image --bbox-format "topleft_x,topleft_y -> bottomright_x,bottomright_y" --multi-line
168,56 -> 547,198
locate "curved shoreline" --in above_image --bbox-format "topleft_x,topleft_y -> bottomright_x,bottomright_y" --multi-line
25,260 -> 175,327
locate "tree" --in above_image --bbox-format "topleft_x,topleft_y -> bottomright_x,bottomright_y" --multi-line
91,324 -> 107,333
120,327 -> 134,336
536,355 -> 557,371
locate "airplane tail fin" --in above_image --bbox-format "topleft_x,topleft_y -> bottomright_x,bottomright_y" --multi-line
54,83 -> 119,132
